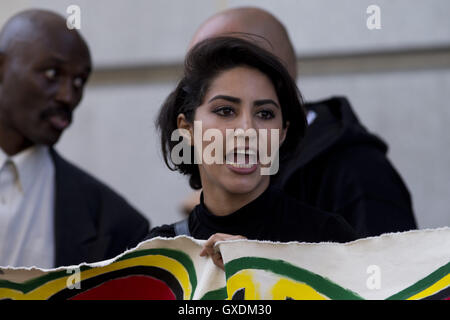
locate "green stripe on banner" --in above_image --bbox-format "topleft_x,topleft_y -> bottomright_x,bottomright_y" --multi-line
200,287 -> 228,300
386,262 -> 450,300
225,257 -> 364,300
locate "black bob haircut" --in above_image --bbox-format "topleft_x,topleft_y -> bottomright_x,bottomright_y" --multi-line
156,36 -> 307,190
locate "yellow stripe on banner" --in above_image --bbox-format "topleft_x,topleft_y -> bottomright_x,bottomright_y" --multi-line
0,288 -> 24,300
271,278 -> 329,300
227,270 -> 260,300
1,255 -> 191,300
407,274 -> 450,300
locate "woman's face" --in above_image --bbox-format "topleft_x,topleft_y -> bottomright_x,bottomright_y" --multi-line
181,66 -> 287,197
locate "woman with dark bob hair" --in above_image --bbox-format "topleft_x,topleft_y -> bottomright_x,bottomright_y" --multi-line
148,36 -> 355,268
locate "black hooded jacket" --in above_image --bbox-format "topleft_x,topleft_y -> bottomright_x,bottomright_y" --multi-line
272,96 -> 417,237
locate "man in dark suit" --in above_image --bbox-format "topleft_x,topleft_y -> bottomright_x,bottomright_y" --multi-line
0,9 -> 149,268
185,7 -> 417,238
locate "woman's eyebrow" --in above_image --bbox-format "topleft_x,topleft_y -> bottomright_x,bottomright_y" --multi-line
254,99 -> 280,109
208,95 -> 241,104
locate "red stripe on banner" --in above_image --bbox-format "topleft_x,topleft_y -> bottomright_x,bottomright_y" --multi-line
69,275 -> 176,300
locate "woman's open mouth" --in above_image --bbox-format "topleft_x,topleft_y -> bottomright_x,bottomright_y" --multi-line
225,149 -> 259,174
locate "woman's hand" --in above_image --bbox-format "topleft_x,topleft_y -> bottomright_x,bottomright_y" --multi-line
200,233 -> 246,270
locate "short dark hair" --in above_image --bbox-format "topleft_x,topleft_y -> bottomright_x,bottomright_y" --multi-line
156,36 -> 306,189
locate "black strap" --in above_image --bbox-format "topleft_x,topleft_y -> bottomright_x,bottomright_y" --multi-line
174,218 -> 190,236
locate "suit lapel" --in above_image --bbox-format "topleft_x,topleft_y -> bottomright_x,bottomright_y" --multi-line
50,149 -> 100,267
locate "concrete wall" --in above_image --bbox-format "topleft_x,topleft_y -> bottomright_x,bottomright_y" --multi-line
1,0 -> 449,229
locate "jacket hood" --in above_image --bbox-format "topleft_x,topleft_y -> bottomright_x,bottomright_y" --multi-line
275,96 -> 388,187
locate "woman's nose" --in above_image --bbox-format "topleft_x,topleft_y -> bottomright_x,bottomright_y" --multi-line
236,109 -> 254,130
232,110 -> 258,147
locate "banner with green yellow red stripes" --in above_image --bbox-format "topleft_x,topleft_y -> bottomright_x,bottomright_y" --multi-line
0,228 -> 448,300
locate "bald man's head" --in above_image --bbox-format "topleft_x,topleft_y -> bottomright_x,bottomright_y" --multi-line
0,9 -> 92,154
0,9 -> 89,56
190,7 -> 297,79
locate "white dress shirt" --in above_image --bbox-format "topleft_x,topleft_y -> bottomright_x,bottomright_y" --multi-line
0,145 -> 55,268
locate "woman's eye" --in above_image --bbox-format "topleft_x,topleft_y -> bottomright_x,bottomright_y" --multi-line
44,68 -> 57,80
257,109 -> 275,120
214,106 -> 235,117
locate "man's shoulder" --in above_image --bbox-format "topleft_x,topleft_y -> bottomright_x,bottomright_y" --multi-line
49,149 -> 147,220
50,149 -> 119,194
321,143 -> 400,186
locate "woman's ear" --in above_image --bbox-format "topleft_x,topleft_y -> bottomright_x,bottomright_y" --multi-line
177,113 -> 194,145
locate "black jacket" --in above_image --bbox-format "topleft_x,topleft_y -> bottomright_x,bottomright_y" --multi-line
272,96 -> 417,237
148,185 -> 356,243
51,149 -> 149,267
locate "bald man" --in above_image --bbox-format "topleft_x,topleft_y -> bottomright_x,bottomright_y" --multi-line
190,7 -> 296,79
184,7 -> 416,238
0,10 -> 149,268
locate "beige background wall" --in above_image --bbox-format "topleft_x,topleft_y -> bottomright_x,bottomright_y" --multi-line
1,0 -> 449,229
